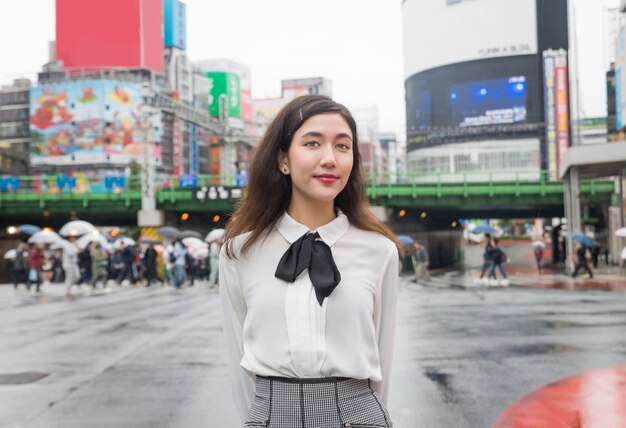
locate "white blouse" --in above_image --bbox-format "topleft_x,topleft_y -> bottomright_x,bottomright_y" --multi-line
219,212 -> 399,423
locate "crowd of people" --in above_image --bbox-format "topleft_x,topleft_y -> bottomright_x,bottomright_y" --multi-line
5,237 -> 222,296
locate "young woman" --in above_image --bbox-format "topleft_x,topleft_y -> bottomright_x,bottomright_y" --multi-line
220,95 -> 402,427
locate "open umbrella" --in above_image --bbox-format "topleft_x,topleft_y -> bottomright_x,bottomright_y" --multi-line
17,224 -> 42,236
3,249 -> 17,259
178,230 -> 203,239
205,228 -> 225,243
182,237 -> 208,249
76,233 -> 111,251
471,224 -> 496,234
156,226 -> 180,240
113,237 -> 136,249
572,233 -> 594,248
59,220 -> 95,237
50,240 -> 78,255
139,238 -> 161,245
615,227 -> 626,237
532,241 -> 546,248
396,235 -> 414,246
28,230 -> 62,245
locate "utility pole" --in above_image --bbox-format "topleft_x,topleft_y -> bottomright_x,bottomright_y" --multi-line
137,81 -> 165,227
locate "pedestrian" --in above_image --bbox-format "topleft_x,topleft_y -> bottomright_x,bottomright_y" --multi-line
78,242 -> 93,285
12,243 -> 29,289
28,243 -> 44,293
207,238 -> 221,287
172,239 -> 187,289
142,244 -> 158,287
479,234 -> 494,281
591,245 -> 600,268
534,245 -> 544,272
572,243 -> 593,279
63,240 -> 80,296
220,95 -> 401,427
488,239 -> 508,283
412,241 -> 430,283
91,243 -> 108,289
117,242 -> 136,285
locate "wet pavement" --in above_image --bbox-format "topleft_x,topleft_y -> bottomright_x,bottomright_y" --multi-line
1,247 -> 626,427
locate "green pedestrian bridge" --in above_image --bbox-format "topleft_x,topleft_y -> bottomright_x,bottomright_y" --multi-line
0,171 -> 615,224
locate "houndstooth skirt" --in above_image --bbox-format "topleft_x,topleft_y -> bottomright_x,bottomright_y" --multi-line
243,376 -> 393,428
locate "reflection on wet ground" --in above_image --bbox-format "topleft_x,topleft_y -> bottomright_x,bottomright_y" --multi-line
493,364 -> 626,427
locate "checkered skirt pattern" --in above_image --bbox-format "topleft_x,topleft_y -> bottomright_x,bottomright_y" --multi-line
244,377 -> 392,428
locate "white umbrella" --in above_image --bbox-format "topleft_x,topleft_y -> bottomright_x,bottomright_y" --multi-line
615,227 -> 626,237
59,220 -> 96,237
28,230 -> 62,244
182,237 -> 208,249
190,247 -> 209,260
113,237 -> 136,249
3,249 -> 17,259
76,232 -> 111,251
50,239 -> 78,255
532,241 -> 546,248
205,228 -> 225,243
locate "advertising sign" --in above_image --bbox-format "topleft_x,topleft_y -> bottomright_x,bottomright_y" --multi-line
173,116 -> 183,175
543,52 -> 558,181
207,72 -> 241,118
30,79 -> 162,166
164,0 -> 187,50
554,54 -> 570,169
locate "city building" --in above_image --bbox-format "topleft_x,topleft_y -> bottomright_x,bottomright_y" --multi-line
0,79 -> 31,174
402,0 -> 570,182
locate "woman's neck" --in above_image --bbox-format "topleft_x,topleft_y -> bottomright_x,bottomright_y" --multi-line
287,198 -> 336,230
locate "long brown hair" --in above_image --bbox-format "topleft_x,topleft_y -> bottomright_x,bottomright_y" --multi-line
225,94 -> 403,257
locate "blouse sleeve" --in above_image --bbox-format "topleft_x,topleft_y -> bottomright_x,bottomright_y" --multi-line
219,247 -> 256,424
371,243 -> 399,406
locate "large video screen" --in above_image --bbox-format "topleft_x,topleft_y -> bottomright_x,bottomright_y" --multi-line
450,76 -> 527,127
406,89 -> 431,130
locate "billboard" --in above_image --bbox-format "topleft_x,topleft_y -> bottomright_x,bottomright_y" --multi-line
29,80 -> 162,166
402,0 -> 537,77
207,72 -> 241,118
195,60 -> 252,123
543,50 -> 569,181
163,0 -> 187,50
451,76 -> 527,127
56,0 -> 163,72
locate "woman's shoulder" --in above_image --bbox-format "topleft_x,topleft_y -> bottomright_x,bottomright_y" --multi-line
347,225 -> 398,256
220,231 -> 254,259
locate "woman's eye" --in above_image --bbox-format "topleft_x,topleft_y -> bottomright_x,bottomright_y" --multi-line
304,140 -> 319,147
337,143 -> 351,150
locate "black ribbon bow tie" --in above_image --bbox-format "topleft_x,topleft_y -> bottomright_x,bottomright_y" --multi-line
275,232 -> 341,306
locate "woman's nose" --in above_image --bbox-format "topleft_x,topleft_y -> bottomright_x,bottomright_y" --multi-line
320,144 -> 337,166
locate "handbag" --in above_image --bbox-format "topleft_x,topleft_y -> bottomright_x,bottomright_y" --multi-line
28,269 -> 38,282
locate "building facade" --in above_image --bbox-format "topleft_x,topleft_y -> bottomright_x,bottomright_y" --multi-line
0,79 -> 31,174
402,0 -> 570,181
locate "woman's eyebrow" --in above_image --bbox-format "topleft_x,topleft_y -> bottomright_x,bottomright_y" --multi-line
299,131 -> 353,141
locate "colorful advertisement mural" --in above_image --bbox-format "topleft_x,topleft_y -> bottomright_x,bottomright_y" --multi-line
30,79 -> 162,166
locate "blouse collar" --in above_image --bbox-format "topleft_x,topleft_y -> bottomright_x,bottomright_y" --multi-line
276,210 -> 350,247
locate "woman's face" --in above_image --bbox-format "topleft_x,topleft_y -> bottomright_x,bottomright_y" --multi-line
279,112 -> 354,205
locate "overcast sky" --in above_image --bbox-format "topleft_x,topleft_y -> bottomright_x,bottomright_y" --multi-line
0,0 -> 620,139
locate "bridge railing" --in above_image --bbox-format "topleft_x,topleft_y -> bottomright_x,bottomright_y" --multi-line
0,170 -> 608,195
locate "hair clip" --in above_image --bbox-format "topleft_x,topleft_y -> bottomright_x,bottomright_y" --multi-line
298,109 -> 303,122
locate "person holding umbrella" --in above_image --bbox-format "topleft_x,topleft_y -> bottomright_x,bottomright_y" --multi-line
572,242 -> 593,279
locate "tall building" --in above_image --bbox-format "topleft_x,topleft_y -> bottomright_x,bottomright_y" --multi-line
163,0 -> 191,103
55,0 -> 163,72
403,0 -> 570,181
0,79 -> 31,174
